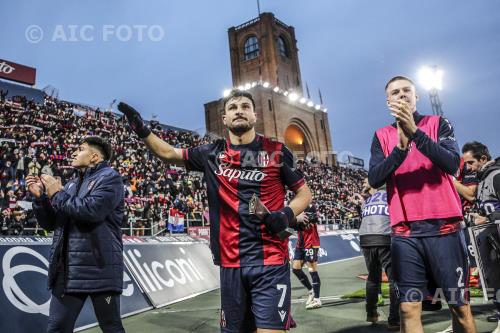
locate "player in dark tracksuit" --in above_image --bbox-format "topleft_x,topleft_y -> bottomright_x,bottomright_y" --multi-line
118,89 -> 312,333
27,136 -> 125,333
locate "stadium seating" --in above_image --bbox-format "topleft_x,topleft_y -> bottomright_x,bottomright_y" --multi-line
0,96 -> 364,236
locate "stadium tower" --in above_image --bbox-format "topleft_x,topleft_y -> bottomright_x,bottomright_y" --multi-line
204,12 -> 335,165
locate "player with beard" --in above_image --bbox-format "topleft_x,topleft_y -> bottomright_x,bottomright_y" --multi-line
117,89 -> 312,333
463,141 -> 500,333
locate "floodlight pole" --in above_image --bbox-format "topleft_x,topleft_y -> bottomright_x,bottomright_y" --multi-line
428,88 -> 444,117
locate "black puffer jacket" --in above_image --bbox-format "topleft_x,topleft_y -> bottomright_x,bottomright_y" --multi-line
33,162 -> 124,293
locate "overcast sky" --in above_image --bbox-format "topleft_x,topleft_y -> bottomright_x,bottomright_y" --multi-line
2,0 -> 499,164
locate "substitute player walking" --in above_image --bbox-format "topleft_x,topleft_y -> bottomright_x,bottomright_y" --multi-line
292,204 -> 322,310
118,89 -> 311,333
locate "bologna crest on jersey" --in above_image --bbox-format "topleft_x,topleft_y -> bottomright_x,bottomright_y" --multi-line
217,151 -> 231,168
217,152 -> 227,161
257,151 -> 270,168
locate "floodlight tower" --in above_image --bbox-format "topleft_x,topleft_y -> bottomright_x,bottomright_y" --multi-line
418,66 -> 444,116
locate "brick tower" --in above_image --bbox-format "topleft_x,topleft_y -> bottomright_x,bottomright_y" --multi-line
204,12 -> 334,165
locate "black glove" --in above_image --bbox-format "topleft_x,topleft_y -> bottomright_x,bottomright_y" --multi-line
117,102 -> 151,138
263,207 -> 296,240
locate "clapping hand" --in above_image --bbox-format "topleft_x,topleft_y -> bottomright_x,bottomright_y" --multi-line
26,175 -> 44,198
388,100 -> 417,137
388,100 -> 415,149
40,174 -> 62,199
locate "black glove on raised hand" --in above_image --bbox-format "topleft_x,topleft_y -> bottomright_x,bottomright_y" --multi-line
263,207 -> 296,240
117,102 -> 151,138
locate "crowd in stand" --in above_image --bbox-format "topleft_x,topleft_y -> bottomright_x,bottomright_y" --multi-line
294,160 -> 365,226
0,95 -> 365,236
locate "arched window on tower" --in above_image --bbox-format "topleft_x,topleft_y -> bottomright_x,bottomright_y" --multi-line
277,36 -> 289,58
244,36 -> 259,60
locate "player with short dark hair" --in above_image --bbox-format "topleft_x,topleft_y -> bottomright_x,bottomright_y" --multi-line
26,136 -> 125,333
462,141 -> 491,162
81,135 -> 114,161
118,89 -> 312,332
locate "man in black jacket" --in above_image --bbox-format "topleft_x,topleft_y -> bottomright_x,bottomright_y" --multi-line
26,136 -> 125,333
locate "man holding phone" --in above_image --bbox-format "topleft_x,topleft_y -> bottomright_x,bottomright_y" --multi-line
368,76 -> 476,332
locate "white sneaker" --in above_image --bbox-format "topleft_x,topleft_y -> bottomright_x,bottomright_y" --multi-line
305,298 -> 322,309
436,324 -> 453,333
305,291 -> 314,306
492,321 -> 500,333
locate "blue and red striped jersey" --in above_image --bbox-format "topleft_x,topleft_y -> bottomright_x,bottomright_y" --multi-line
182,135 -> 305,268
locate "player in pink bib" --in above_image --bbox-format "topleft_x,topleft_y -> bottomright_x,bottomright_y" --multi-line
368,76 -> 476,333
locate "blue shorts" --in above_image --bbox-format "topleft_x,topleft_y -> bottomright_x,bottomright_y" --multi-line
392,231 -> 470,307
293,248 -> 319,263
219,263 -> 292,332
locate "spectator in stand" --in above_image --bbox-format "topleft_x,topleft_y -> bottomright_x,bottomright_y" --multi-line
28,158 -> 41,176
1,208 -> 13,235
41,159 -> 55,176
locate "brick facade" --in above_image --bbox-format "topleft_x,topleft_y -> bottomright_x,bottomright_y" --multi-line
204,12 -> 335,165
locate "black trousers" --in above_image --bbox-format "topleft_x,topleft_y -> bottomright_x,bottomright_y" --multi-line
47,275 -> 125,333
362,246 -> 399,323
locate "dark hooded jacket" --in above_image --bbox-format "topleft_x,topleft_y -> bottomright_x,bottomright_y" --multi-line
33,162 -> 124,293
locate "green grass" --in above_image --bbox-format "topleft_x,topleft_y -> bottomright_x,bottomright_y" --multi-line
342,283 -> 484,299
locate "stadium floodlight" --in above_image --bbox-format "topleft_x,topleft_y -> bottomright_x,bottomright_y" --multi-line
323,108 -> 328,113
237,85 -> 245,91
283,91 -> 289,96
299,97 -> 306,104
251,81 -> 257,88
244,83 -> 252,90
418,65 -> 445,116
273,86 -> 280,92
307,101 -> 314,107
263,81 -> 270,88
223,89 -> 231,97
418,66 -> 443,91
315,104 -> 321,110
